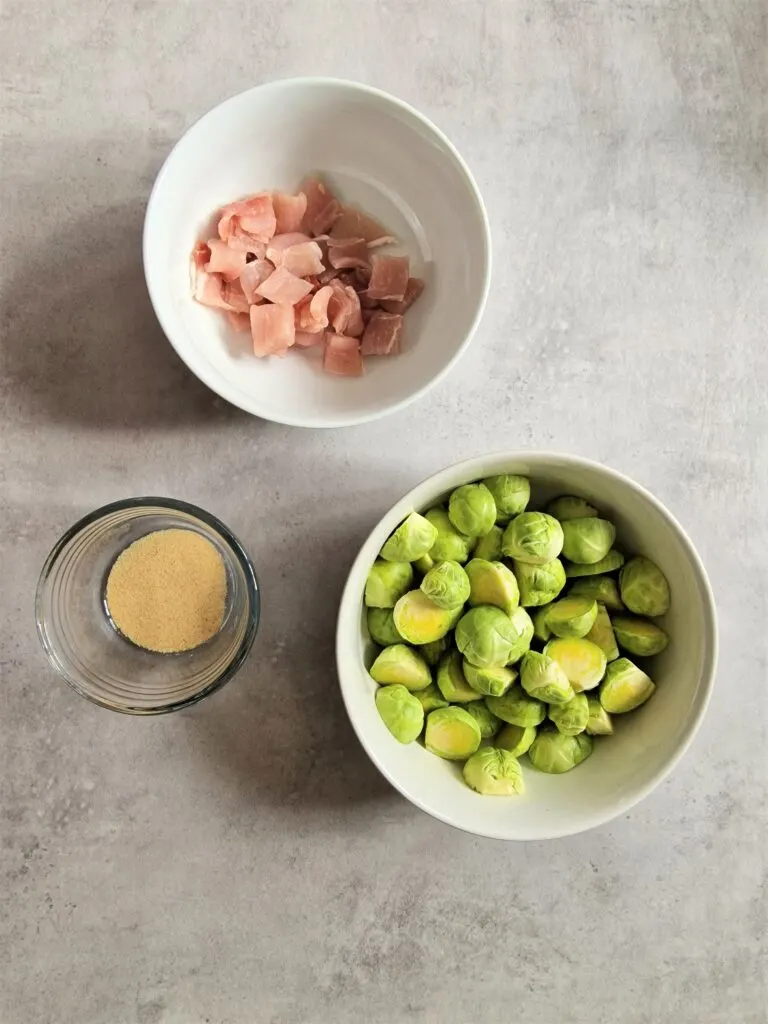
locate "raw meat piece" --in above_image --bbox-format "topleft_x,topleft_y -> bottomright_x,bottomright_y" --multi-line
323,333 -> 364,376
226,312 -> 251,332
239,259 -> 274,303
221,278 -> 250,313
343,286 -> 364,337
327,279 -> 356,333
256,266 -> 314,306
301,177 -> 342,235
360,311 -> 404,356
366,255 -> 410,301
273,191 -> 307,234
295,286 -> 334,333
330,206 -> 395,247
379,277 -> 425,314
267,233 -> 324,277
219,193 -> 276,246
250,303 -> 295,357
205,239 -> 247,281
294,330 -> 326,348
327,237 -> 370,271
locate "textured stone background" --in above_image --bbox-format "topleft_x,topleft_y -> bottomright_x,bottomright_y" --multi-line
1,2 -> 766,1022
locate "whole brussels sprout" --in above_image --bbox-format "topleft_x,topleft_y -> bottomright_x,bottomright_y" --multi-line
548,692 -> 589,735
546,596 -> 599,638
375,685 -> 424,743
448,483 -> 497,537
420,560 -> 471,609
425,706 -> 482,760
472,525 -> 503,562
507,606 -> 535,663
414,683 -> 449,714
393,590 -> 459,644
366,608 -> 404,647
464,701 -> 502,739
519,651 -> 574,704
370,644 -> 432,690
420,636 -> 450,667
585,604 -> 619,660
612,615 -> 670,656
496,723 -> 537,757
455,606 -> 521,668
527,730 -> 593,773
619,557 -> 670,617
512,558 -> 566,607
425,507 -> 472,563
465,559 -> 520,616
600,657 -> 655,713
565,549 -> 625,577
502,512 -> 564,566
365,560 -> 414,608
544,637 -> 607,692
569,576 -> 624,611
380,512 -> 438,562
463,660 -> 517,697
546,495 -> 598,522
585,697 -> 613,736
485,685 -> 546,727
463,748 -> 524,795
436,651 -> 483,703
561,518 -> 617,565
482,475 -> 530,523
532,604 -> 553,642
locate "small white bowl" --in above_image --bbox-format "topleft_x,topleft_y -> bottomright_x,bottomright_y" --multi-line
143,78 -> 491,428
336,452 -> 717,841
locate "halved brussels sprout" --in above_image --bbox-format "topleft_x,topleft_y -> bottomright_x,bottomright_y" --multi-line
546,496 -> 598,522
375,685 -> 424,743
364,560 -> 414,608
465,559 -> 520,615
420,560 -> 471,609
380,512 -> 438,562
413,553 -> 435,576
425,507 -> 472,563
414,683 -> 449,714
548,692 -> 589,736
527,730 -> 593,773
565,550 -> 625,577
463,660 -> 517,697
420,636 -> 450,667
393,590 -> 458,644
502,512 -> 564,566
619,557 -> 670,617
612,615 -> 670,656
600,657 -> 656,713
532,605 -> 554,642
569,576 -> 624,611
485,685 -> 546,727
519,650 -> 574,704
464,701 -> 502,739
472,525 -> 503,562
561,518 -> 617,565
370,644 -> 432,690
436,651 -> 483,703
585,697 -> 613,735
366,608 -> 404,647
482,475 -> 530,523
546,596 -> 599,638
544,637 -> 607,691
455,606 -> 521,669
496,723 -> 537,757
585,603 -> 619,660
512,557 -> 566,607
448,483 -> 497,537
425,706 -> 482,760
463,748 -> 524,795
507,606 -> 535,663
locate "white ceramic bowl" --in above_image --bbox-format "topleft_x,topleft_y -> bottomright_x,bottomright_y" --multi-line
143,78 -> 491,428
337,452 -> 717,841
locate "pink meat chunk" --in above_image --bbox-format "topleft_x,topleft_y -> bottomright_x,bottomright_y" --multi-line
256,266 -> 314,306
294,330 -> 326,348
327,237 -> 370,271
327,279 -> 356,334
250,303 -> 295,358
225,223 -> 269,256
343,285 -> 364,337
295,285 -> 333,333
272,191 -> 307,234
379,277 -> 425,314
323,333 -> 364,376
219,193 -> 276,247
360,311 -> 404,356
221,278 -> 250,313
226,311 -> 252,332
330,206 -> 395,247
205,239 -> 247,281
301,177 -> 342,236
366,255 -> 410,301
267,233 -> 324,277
239,258 -> 274,303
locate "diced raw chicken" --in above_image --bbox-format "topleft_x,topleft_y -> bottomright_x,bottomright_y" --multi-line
366,255 -> 410,301
323,333 -> 364,376
295,285 -> 333,333
219,193 -> 277,245
327,237 -> 370,271
225,223 -> 269,256
330,206 -> 395,247
343,285 -> 364,337
221,278 -> 250,313
301,177 -> 342,236
193,270 -> 232,310
380,277 -> 425,314
226,311 -> 252,332
205,239 -> 247,281
327,279 -> 356,334
250,303 -> 295,357
267,233 -> 324,277
239,258 -> 274,303
360,310 -> 404,356
266,232 -> 312,259
192,241 -> 211,270
256,266 -> 314,306
273,191 -> 307,234
294,330 -> 326,348
357,288 -> 379,309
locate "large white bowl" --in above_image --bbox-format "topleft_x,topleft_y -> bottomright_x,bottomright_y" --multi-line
337,452 -> 717,841
143,78 -> 491,428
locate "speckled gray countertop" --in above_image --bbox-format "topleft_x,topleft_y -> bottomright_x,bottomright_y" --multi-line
1,2 -> 766,1022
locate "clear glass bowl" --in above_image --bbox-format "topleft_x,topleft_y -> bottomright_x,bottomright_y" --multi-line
35,497 -> 259,714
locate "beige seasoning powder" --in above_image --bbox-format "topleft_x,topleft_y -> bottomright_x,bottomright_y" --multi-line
105,528 -> 227,653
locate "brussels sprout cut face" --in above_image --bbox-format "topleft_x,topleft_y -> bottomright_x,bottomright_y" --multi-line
436,651 -> 484,703
565,550 -> 625,577
425,706 -> 482,760
585,698 -> 613,736
546,596 -> 599,639
465,559 -> 520,616
600,658 -> 656,713
370,644 -> 432,690
393,590 -> 458,644
544,637 -> 607,691
585,604 -> 619,661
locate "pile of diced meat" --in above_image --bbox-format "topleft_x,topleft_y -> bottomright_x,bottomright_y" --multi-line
190,177 -> 424,377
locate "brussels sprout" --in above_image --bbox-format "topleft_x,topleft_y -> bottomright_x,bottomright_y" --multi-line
502,512 -> 564,566
512,557 -> 566,607
413,553 -> 435,576
482,475 -> 531,523
448,483 -> 497,537
561,518 -> 617,565
465,559 -> 520,615
546,496 -> 599,522
585,697 -> 613,736
420,560 -> 470,609
548,692 -> 589,735
375,685 -> 424,743
619,557 -> 671,617
414,683 -> 449,714
463,748 -> 524,795
464,701 -> 502,739
463,660 -> 517,697
507,606 -> 535,663
496,723 -> 537,757
532,605 -> 553,642
380,512 -> 438,562
393,590 -> 458,644
370,644 -> 432,690
544,637 -> 607,691
519,651 -> 574,704
565,550 -> 625,577
527,730 -> 593,773
425,706 -> 482,760
600,657 -> 656,713
585,604 -> 619,660
425,507 -> 472,563
485,685 -> 546,727
436,651 -> 483,703
472,525 -> 503,562
612,615 -> 670,656
366,608 -> 404,647
455,606 -> 521,669
364,560 -> 414,608
569,576 -> 624,611
420,636 -> 450,666
546,596 -> 599,638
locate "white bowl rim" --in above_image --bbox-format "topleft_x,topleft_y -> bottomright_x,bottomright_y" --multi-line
336,450 -> 719,840
142,76 -> 492,429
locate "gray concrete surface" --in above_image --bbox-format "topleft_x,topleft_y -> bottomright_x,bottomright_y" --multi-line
1,2 -> 766,1022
